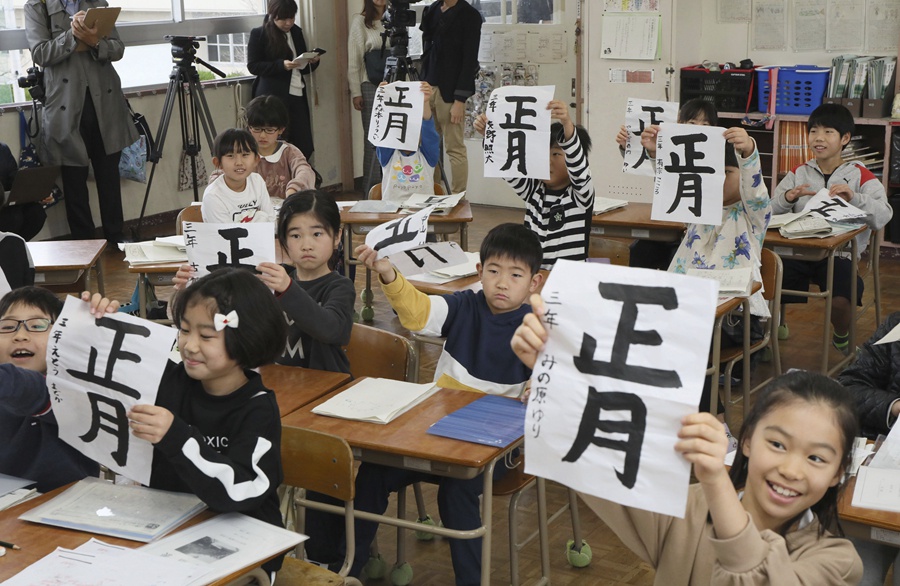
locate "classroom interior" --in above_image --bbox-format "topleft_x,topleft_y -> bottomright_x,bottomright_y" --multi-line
9,0 -> 900,584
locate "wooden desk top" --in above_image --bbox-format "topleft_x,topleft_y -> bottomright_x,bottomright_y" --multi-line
764,226 -> 866,250
0,488 -> 281,585
839,476 -> 900,532
258,364 -> 351,419
28,240 -> 107,271
281,381 -> 514,470
128,242 -> 286,274
340,200 -> 473,225
591,202 -> 684,231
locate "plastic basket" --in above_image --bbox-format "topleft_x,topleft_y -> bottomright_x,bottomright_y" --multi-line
756,66 -> 829,115
679,65 -> 757,113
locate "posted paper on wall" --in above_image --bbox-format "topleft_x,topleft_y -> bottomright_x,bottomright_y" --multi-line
482,85 -> 554,180
525,261 -> 717,518
368,82 -> 425,152
622,98 -> 678,176
365,205 -> 435,259
183,222 -> 277,279
47,297 -> 177,485
652,123 -> 725,226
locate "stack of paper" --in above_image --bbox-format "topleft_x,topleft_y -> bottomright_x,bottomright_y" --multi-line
123,241 -> 189,265
779,215 -> 834,238
430,252 -> 480,279
19,478 -> 207,542
312,378 -> 439,424
592,196 -> 629,215
427,395 -> 525,447
686,267 -> 754,297
401,192 -> 465,212
768,210 -> 810,229
154,235 -> 186,251
349,200 -> 400,213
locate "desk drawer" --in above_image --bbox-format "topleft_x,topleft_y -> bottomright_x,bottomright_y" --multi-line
34,269 -> 84,286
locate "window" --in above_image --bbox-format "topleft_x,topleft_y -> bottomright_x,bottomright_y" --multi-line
208,33 -> 250,72
469,0 -> 555,24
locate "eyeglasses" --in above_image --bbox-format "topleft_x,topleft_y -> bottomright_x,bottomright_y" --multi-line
248,126 -> 280,135
0,318 -> 52,334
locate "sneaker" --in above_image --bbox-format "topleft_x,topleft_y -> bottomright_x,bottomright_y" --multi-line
778,323 -> 789,340
833,331 -> 850,355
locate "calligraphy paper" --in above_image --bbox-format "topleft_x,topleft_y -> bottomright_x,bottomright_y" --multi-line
365,205 -> 435,259
652,123 -> 725,226
388,241 -> 470,277
183,221 -> 277,279
876,321 -> 900,345
622,98 -> 678,176
801,189 -> 868,222
368,82 -> 425,152
525,261 -> 717,518
47,297 -> 177,485
483,85 -> 555,180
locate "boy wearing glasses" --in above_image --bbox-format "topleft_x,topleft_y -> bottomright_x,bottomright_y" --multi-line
0,287 -> 99,492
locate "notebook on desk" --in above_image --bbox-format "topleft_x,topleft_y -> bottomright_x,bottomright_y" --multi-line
3,166 -> 60,207
427,395 -> 525,447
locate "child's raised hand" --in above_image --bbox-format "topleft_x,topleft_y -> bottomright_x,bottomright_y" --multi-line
473,113 -> 488,137
675,412 -> 729,484
723,126 -> 754,158
354,244 -> 396,284
172,264 -> 195,292
256,261 -> 292,294
511,294 -> 548,369
640,125 -> 660,157
829,183 -> 854,202
785,183 -> 816,203
128,404 -> 174,444
420,82 -> 433,102
80,291 -> 120,317
616,125 -> 629,148
547,99 -> 575,140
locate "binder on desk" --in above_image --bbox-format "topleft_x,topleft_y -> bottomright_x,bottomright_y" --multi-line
427,395 -> 525,447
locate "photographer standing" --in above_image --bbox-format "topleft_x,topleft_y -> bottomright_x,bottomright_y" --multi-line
24,0 -> 136,243
420,0 -> 482,194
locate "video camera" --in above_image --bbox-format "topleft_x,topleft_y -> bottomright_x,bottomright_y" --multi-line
17,66 -> 45,103
383,0 -> 423,58
166,35 -> 204,66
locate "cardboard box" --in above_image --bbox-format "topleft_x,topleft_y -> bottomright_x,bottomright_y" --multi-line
862,98 -> 890,119
841,98 -> 862,117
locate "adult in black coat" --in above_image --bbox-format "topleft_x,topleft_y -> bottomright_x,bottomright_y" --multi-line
247,0 -> 320,160
839,312 -> 900,439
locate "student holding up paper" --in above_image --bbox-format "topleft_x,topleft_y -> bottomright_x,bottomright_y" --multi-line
772,104 -> 893,353
512,308 -> 863,585
377,81 -> 440,203
201,128 -> 276,224
475,101 -> 594,270
838,312 -> 900,585
351,223 -> 543,585
0,288 -> 101,493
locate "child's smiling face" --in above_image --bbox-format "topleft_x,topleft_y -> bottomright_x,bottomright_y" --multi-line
0,302 -> 52,373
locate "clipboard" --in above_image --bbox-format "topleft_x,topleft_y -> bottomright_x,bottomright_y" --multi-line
4,166 -> 60,207
75,6 -> 121,52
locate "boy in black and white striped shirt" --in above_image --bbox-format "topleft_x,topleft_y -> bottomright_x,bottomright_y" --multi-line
476,100 -> 594,269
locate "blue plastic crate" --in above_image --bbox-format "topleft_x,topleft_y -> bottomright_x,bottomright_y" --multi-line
756,66 -> 829,115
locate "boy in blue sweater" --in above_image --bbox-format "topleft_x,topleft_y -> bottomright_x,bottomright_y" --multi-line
352,223 -> 543,585
0,287 -> 102,492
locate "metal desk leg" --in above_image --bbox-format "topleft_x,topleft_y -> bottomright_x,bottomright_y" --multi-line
480,459 -> 496,586
709,315 -> 724,417
95,259 -> 105,297
461,222 -> 468,251
821,252 -> 835,374
138,272 -> 148,319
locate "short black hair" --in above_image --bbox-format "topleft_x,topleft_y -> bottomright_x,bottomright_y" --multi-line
213,128 -> 259,160
678,98 -> 719,126
172,268 -> 287,370
245,95 -> 290,130
479,223 -> 543,276
277,190 -> 342,250
807,103 -> 854,139
0,287 -> 62,320
550,122 -> 592,156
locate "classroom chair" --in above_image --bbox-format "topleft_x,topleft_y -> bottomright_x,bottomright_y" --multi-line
175,203 -> 204,235
588,236 -> 630,266
366,183 -> 444,201
718,248 -> 783,427
0,231 -> 34,289
278,425 -> 362,586
858,227 -> 883,327
343,322 -> 418,383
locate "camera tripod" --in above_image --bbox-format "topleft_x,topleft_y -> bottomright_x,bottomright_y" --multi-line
134,47 -> 223,240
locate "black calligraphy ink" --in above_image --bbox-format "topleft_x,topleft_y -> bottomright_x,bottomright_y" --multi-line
373,216 -> 421,252
574,283 -> 682,388
497,96 -> 539,175
499,96 -> 538,131
80,392 -> 129,466
809,198 -> 850,219
663,134 -> 715,217
563,387 -> 646,489
403,245 -> 448,269
628,105 -> 666,170
67,317 -> 151,399
384,85 -> 413,108
381,112 -> 410,143
206,227 -> 256,272
500,131 -> 528,175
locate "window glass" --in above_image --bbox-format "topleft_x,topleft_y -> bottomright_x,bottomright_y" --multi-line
208,33 -> 250,71
470,0 -> 512,24
517,0 -> 554,24
112,0 -> 173,24
183,1 -> 262,21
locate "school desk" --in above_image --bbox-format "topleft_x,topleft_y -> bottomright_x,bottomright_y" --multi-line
281,380 -> 520,586
28,239 -> 106,296
838,475 -> 900,545
590,202 -> 685,242
764,226 -> 865,375
0,486 -> 289,585
341,200 -> 474,321
707,285 -> 761,418
258,363 -> 351,419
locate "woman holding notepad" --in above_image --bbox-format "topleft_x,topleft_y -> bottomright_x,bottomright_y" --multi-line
24,0 -> 136,243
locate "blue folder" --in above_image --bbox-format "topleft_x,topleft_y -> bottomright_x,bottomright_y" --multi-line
427,395 -> 526,447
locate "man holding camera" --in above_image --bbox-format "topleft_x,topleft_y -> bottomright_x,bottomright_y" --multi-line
420,0 -> 483,195
24,0 -> 136,243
